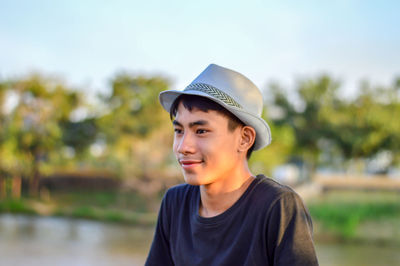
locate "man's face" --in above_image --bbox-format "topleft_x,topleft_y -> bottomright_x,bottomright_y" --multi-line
172,102 -> 243,186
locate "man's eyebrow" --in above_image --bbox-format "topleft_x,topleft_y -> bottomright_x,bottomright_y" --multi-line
172,120 -> 209,128
189,120 -> 209,127
172,120 -> 182,127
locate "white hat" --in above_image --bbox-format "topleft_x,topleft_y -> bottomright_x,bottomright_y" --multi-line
159,64 -> 271,150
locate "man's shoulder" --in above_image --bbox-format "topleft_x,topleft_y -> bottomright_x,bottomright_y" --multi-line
252,174 -> 303,206
255,174 -> 297,195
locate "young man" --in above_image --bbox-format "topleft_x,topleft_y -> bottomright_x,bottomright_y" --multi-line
146,64 -> 318,265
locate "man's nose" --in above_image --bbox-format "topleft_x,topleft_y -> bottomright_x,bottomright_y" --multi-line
176,132 -> 195,154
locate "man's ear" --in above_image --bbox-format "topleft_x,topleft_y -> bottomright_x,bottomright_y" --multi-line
238,126 -> 256,153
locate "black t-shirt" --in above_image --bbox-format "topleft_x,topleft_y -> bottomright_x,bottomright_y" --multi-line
146,175 -> 318,266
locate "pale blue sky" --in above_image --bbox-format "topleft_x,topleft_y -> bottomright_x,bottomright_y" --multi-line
1,0 -> 399,97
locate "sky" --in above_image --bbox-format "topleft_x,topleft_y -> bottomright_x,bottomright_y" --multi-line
1,0 -> 399,98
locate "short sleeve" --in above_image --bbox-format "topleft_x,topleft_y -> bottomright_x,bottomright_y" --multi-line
145,192 -> 175,266
266,191 -> 319,266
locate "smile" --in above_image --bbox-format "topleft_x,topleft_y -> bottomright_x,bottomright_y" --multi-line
179,159 -> 203,170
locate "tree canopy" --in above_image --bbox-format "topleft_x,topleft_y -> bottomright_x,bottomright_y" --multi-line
1,71 -> 399,197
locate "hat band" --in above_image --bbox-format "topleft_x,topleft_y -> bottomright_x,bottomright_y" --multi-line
184,83 -> 242,109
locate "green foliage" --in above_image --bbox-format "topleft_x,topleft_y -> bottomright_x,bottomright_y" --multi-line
0,190 -> 159,225
98,74 -> 170,141
54,205 -> 156,225
320,82 -> 400,161
103,210 -> 124,222
54,191 -> 118,208
49,190 -> 159,225
268,75 -> 400,171
49,190 -> 154,212
71,205 -> 97,219
309,192 -> 400,238
60,118 -> 98,156
250,120 -> 296,174
269,76 -> 341,165
2,70 -> 400,197
96,73 -> 174,180
0,74 -> 82,195
0,199 -> 36,214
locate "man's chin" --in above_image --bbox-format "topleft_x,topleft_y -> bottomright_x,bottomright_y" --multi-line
183,173 -> 206,186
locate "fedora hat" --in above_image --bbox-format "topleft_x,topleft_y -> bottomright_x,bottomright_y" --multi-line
159,64 -> 272,150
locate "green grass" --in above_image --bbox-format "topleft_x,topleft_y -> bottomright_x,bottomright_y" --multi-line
308,191 -> 400,239
103,211 -> 125,223
51,190 -> 153,212
52,205 -> 157,225
0,199 -> 36,215
0,190 -> 161,226
71,206 -> 98,219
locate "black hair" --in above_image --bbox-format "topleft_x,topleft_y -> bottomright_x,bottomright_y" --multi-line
170,94 -> 255,159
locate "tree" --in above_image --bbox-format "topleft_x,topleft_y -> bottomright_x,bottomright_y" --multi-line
0,81 -> 8,198
268,75 -> 341,171
0,74 -> 80,196
96,73 -> 175,189
249,119 -> 296,176
320,78 -> 400,172
60,117 -> 98,159
268,75 -> 400,175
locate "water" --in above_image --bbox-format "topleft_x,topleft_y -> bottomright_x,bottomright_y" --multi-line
1,214 -> 399,266
0,214 -> 152,266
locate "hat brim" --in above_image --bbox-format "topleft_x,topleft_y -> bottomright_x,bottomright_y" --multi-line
159,89 -> 271,150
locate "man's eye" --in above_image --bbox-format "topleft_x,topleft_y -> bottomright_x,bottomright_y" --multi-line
174,128 -> 183,134
196,129 -> 207,134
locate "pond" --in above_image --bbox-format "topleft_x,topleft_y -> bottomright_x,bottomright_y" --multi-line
1,214 -> 399,265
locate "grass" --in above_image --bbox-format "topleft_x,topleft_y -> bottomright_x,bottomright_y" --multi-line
51,190 -> 152,212
0,190 -> 161,226
52,205 -> 157,225
308,191 -> 400,240
0,199 -> 36,215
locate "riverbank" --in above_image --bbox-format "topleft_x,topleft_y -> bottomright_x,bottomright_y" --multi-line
308,190 -> 400,246
0,190 -> 161,226
1,189 -> 400,245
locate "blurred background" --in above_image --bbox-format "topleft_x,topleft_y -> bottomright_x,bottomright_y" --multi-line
1,1 -> 399,265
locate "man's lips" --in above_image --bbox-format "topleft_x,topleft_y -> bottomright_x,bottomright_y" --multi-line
179,159 -> 203,170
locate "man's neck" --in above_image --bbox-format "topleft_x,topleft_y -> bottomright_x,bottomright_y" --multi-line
198,168 -> 255,218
